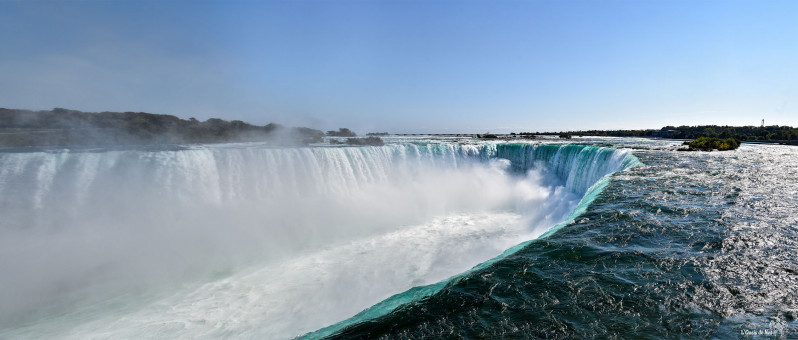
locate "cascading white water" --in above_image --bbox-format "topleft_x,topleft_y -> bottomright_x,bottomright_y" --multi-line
0,142 -> 637,339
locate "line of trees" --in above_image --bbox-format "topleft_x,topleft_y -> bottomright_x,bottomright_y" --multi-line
326,128 -> 357,137
569,125 -> 798,141
681,137 -> 741,151
0,108 -> 325,147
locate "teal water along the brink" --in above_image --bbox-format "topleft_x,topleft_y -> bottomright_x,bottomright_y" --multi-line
0,136 -> 796,339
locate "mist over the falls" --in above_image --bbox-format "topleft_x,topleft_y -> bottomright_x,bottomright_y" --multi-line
0,142 -> 635,339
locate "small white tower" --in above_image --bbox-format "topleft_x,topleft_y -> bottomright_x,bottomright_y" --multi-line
761,119 -> 765,128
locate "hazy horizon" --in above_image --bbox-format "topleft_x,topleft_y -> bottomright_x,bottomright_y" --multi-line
1,0 -> 796,134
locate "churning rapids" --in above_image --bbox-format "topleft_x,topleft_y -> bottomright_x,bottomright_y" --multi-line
2,137 -> 797,339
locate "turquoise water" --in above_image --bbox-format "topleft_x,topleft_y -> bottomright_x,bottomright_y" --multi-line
303,142 -> 640,339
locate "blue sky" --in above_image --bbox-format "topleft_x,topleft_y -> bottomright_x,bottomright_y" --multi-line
1,0 -> 796,133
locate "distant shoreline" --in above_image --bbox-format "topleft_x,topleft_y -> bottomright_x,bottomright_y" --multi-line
0,108 -> 324,147
3,107 -> 797,148
395,125 -> 798,146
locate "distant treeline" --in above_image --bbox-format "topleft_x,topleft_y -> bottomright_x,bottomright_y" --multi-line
326,128 -> 357,137
568,125 -> 798,141
0,108 -> 325,147
329,136 -> 385,146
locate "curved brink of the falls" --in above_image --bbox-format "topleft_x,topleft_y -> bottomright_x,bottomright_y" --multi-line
302,143 -> 642,339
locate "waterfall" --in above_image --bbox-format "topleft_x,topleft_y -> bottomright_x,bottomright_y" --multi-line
0,142 -> 639,339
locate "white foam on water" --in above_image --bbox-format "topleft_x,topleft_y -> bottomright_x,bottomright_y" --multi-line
42,213 -> 533,339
